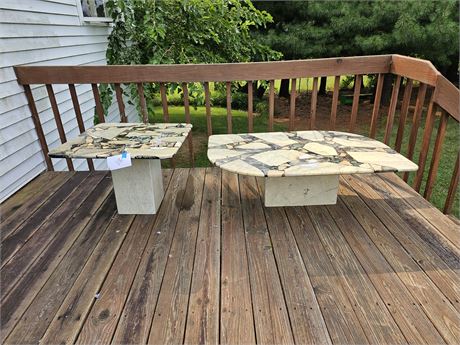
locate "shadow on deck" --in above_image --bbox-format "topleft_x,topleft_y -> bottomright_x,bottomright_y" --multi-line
1,168 -> 459,345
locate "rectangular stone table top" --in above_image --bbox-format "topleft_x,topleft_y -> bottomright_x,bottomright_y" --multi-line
207,130 -> 418,177
49,122 -> 192,159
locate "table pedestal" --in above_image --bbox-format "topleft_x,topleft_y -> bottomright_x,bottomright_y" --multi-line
264,175 -> 339,207
111,159 -> 164,214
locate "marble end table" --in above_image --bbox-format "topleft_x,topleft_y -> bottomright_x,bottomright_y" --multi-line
49,122 -> 192,214
207,130 -> 418,207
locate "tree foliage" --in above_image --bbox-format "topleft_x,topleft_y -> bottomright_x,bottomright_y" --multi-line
106,0 -> 281,65
255,0 -> 459,76
99,0 -> 281,120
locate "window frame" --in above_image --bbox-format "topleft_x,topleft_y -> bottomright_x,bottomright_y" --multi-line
76,0 -> 112,25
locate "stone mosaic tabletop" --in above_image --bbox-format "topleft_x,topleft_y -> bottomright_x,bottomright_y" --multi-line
49,123 -> 192,159
207,131 -> 418,177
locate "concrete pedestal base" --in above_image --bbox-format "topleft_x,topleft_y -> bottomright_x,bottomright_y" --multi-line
111,159 -> 164,214
264,175 -> 339,207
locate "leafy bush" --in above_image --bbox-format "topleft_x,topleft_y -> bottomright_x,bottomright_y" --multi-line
98,0 -> 282,121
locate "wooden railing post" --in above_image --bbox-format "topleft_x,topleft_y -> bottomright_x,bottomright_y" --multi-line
412,91 -> 436,190
69,84 -> 94,171
204,82 -> 212,136
403,83 -> 427,182
226,82 -> 232,134
444,153 -> 459,214
114,83 -> 127,123
309,77 -> 318,129
289,78 -> 297,131
424,110 -> 448,200
330,76 -> 340,131
23,85 -> 54,171
247,81 -> 254,133
369,73 -> 384,138
182,83 -> 194,166
46,84 -> 74,171
268,80 -> 275,132
349,74 -> 362,132
394,78 -> 413,152
91,84 -> 105,124
383,75 -> 401,145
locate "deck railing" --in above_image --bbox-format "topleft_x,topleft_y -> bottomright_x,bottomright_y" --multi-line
14,54 -> 460,214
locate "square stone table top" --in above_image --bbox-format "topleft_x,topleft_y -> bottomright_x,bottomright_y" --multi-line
207,130 -> 418,177
49,122 -> 192,159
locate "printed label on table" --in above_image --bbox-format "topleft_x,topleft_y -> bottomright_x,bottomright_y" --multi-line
107,152 -> 132,170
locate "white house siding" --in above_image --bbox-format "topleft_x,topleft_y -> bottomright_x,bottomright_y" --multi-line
0,0 -> 138,203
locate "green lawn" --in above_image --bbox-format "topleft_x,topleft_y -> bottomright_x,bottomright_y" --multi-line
150,106 -> 286,167
150,105 -> 459,217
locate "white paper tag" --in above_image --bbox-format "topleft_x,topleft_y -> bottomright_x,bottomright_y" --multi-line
107,152 -> 132,171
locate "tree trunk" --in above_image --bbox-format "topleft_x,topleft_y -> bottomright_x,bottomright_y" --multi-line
319,76 -> 327,95
279,78 -> 290,98
381,74 -> 394,106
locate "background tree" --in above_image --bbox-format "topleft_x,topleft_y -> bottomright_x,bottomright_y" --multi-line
102,0 -> 281,116
254,0 -> 459,100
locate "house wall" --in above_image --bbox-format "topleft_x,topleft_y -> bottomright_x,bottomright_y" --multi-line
0,0 -> 138,203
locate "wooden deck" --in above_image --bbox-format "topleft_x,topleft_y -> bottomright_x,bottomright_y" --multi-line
1,168 -> 459,345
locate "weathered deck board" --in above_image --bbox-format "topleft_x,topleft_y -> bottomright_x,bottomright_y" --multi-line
0,172 -> 72,224
0,172 -> 107,300
306,205 -> 407,344
1,169 -> 458,345
1,172 -> 88,264
239,175 -> 294,345
256,178 -> 332,345
220,171 -> 256,345
184,168 -> 221,345
337,178 -> 459,343
111,168 -> 189,345
76,170 -> 173,345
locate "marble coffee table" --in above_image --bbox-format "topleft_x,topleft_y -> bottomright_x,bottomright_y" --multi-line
208,130 -> 418,207
49,122 -> 192,214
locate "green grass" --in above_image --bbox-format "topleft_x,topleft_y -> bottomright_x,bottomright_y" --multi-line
149,105 -> 459,217
150,105 -> 286,167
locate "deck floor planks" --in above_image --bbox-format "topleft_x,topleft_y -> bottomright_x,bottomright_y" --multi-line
2,169 -> 459,345
330,189 -> 450,344
239,175 -> 294,345
284,206 -> 370,344
336,179 -> 460,343
40,212 -> 136,345
344,174 -> 460,313
359,173 -> 460,262
4,193 -> 118,344
306,205 -> 408,344
147,169 -> 206,345
379,172 -> 460,249
255,177 -> 332,345
111,169 -> 190,345
1,172 -> 89,265
75,170 -> 173,345
0,172 -> 108,299
220,171 -> 256,345
184,168 -> 221,345
0,172 -> 74,238
0,176 -> 114,342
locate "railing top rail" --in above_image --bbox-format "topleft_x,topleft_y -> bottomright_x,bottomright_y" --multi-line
390,54 -> 440,86
14,53 -> 458,121
433,75 -> 460,122
14,55 -> 392,84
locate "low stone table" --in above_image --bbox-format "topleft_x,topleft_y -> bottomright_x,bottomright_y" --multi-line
49,122 -> 192,214
208,130 -> 418,207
